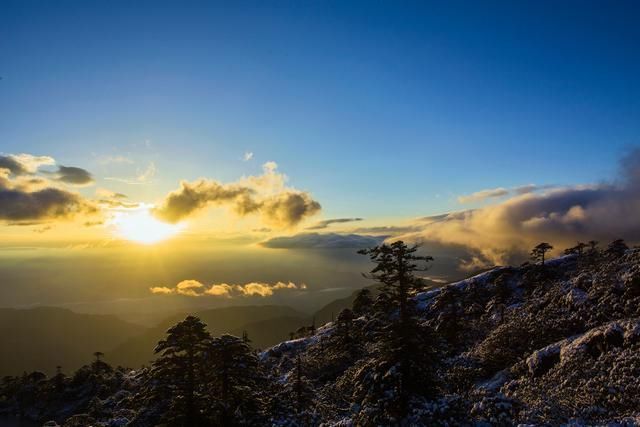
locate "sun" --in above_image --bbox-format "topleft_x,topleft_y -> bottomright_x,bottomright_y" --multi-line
111,205 -> 185,244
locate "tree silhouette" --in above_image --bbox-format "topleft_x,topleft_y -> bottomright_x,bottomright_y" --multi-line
336,308 -> 354,344
151,315 -> 212,426
359,241 -> 437,416
207,334 -> 264,424
606,239 -> 629,259
564,242 -> 588,256
531,242 -> 553,265
352,288 -> 373,316
92,352 -> 107,374
488,274 -> 511,323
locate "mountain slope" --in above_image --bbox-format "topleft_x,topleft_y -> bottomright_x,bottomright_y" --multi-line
260,249 -> 640,424
0,307 -> 145,376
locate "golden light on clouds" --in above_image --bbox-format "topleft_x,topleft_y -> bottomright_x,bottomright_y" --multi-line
111,204 -> 185,245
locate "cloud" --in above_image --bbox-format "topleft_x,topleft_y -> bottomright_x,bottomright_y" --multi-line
175,279 -> 205,296
457,187 -> 509,203
0,153 -> 100,223
150,286 -> 173,294
351,225 -> 419,235
0,187 -> 97,222
306,217 -> 364,230
396,149 -> 640,268
150,280 -> 306,297
261,232 -> 386,249
98,155 -> 133,165
458,184 -> 556,203
53,166 -> 94,186
96,188 -> 128,199
105,161 -> 156,185
153,162 -> 321,228
243,151 -> 254,161
0,154 -> 55,175
205,284 -> 233,297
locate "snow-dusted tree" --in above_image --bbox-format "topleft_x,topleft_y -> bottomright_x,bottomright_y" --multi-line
433,285 -> 464,347
358,241 -> 437,417
151,315 -> 212,426
488,274 -> 511,323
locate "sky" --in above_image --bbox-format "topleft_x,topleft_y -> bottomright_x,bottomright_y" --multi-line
1,1 -> 639,315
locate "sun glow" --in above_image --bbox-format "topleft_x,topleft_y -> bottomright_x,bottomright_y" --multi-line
111,205 -> 185,244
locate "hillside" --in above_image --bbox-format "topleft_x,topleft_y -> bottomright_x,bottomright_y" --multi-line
5,245 -> 640,425
0,307 -> 144,376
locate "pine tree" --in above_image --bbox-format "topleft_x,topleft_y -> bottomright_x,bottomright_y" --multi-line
531,242 -> 553,266
151,315 -> 212,426
433,285 -> 464,346
489,274 -> 511,323
358,241 -> 437,416
336,308 -> 354,344
207,334 -> 264,425
564,242 -> 588,256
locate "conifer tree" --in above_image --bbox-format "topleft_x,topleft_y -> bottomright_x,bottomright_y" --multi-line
531,242 -> 553,266
564,242 -> 588,256
207,334 -> 264,425
151,315 -> 212,426
359,241 -> 437,416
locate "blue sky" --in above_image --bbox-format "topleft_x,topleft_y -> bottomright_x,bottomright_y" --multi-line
1,0 -> 639,218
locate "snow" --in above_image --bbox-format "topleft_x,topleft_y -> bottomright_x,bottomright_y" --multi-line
478,370 -> 510,392
564,288 -> 589,306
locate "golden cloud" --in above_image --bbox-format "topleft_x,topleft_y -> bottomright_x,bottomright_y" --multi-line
150,280 -> 307,298
153,161 -> 320,228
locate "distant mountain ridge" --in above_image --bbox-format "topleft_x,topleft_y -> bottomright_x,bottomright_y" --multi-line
0,306 -> 144,376
109,304 -> 308,368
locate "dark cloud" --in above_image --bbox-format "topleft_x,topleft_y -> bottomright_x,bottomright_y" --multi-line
0,156 -> 99,223
0,186 -> 97,222
0,154 -> 55,175
306,217 -> 364,230
0,156 -> 28,175
54,166 -> 94,185
261,232 -> 386,249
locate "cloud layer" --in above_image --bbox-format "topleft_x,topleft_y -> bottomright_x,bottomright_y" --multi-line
261,232 -> 386,249
397,149 -> 640,268
306,217 -> 364,230
150,279 -> 306,297
457,184 -> 553,204
153,162 -> 321,228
